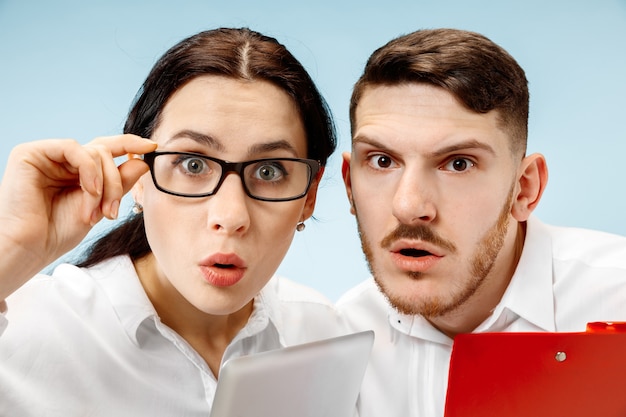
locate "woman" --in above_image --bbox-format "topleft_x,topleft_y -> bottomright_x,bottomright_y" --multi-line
0,28 -> 339,415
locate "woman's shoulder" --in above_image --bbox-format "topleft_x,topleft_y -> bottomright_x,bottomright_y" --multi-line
6,255 -> 135,317
261,276 -> 344,343
336,277 -> 385,310
266,275 -> 334,307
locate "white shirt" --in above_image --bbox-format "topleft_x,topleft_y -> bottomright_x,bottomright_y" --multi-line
337,216 -> 626,417
0,255 -> 342,417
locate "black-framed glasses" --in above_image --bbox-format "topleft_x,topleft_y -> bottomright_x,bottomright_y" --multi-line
143,151 -> 321,202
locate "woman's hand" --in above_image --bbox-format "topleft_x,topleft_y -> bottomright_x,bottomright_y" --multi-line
0,134 -> 157,300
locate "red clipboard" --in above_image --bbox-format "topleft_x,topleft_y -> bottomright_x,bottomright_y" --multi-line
444,322 -> 626,417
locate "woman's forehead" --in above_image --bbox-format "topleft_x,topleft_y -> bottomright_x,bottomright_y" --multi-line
154,76 -> 307,157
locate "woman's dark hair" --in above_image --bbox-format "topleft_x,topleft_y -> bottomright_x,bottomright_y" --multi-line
350,28 -> 529,156
77,27 -> 336,268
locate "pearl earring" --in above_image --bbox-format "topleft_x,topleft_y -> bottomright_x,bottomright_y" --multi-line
132,202 -> 143,214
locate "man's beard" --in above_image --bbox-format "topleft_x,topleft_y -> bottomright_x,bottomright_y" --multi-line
355,186 -> 514,318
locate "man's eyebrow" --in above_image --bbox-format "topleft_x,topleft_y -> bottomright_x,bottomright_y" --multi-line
167,130 -> 225,152
426,139 -> 496,158
353,135 -> 496,157
352,135 -> 393,153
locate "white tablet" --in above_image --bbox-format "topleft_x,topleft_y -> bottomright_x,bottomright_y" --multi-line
209,330 -> 374,417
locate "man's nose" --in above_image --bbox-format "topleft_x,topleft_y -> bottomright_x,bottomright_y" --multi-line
391,169 -> 437,225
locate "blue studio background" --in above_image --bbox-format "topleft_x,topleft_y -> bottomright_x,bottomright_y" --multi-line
1,0 -> 625,301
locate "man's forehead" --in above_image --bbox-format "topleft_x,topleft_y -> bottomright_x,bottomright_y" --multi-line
358,86 -> 497,125
355,84 -> 491,125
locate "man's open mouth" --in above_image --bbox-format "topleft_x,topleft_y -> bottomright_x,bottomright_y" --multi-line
399,249 -> 432,257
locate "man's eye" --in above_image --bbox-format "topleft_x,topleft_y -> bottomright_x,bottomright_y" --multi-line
443,158 -> 474,172
371,155 -> 392,169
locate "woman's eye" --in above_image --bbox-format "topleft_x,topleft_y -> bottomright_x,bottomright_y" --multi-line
182,157 -> 207,175
443,157 -> 474,172
255,163 -> 285,181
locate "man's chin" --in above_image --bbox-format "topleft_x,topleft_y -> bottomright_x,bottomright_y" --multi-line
373,274 -> 460,317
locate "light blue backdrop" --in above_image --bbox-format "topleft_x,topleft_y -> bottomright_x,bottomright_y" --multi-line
1,0 -> 625,301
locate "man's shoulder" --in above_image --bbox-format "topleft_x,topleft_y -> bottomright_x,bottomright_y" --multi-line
540,220 -> 626,267
544,220 -> 626,243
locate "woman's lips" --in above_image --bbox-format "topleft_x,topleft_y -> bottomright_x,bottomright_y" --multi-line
199,253 -> 247,287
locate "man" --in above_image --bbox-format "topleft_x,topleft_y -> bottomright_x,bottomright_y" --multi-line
337,28 -> 626,417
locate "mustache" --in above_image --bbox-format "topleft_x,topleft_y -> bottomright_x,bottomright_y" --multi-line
381,223 -> 457,253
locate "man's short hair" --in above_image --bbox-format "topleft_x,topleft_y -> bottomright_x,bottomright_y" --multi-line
350,28 -> 529,156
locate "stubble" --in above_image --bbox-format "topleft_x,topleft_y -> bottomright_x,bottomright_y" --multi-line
356,186 -> 514,318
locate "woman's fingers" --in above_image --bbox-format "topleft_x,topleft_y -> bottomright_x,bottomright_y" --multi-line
0,135 -> 157,291
81,135 -> 156,222
118,158 -> 151,195
88,134 -> 157,159
4,135 -> 157,227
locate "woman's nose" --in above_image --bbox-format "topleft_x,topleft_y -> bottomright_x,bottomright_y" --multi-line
206,173 -> 251,234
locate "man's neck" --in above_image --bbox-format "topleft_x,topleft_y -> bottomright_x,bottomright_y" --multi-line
428,222 -> 527,338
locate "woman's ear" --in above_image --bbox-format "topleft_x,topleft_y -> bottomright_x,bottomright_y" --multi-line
301,167 -> 325,220
341,152 -> 356,215
511,153 -> 548,221
131,175 -> 145,207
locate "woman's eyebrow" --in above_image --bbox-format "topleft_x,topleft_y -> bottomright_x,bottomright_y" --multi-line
248,140 -> 299,157
166,132 -> 299,157
166,129 -> 225,152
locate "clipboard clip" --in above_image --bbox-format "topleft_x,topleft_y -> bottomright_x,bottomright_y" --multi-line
586,321 -> 626,333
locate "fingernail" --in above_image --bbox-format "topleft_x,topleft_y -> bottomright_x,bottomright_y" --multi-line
110,200 -> 120,219
94,177 -> 102,196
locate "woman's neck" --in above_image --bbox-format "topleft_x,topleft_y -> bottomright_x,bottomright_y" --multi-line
133,253 -> 254,377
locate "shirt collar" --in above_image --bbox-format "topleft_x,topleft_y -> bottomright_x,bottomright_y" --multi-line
484,216 -> 556,332
391,312 -> 454,345
88,256 -> 285,347
208,277 -> 285,361
248,277 -> 286,346
388,216 -> 557,342
85,255 -> 158,345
